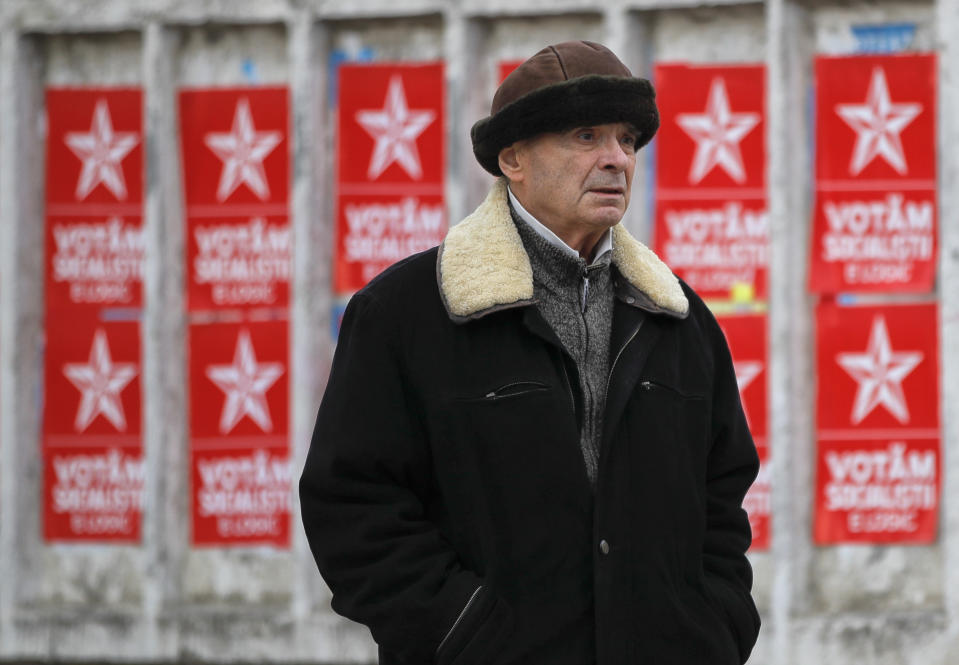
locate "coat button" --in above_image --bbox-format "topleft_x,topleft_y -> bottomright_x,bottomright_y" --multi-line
599,539 -> 610,555
625,296 -> 635,304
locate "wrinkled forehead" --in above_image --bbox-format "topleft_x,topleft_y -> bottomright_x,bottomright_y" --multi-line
516,120 -> 642,145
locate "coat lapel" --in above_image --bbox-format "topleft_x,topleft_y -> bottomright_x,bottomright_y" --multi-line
521,305 -> 582,433
520,305 -> 562,350
601,300 -> 664,454
521,306 -> 594,494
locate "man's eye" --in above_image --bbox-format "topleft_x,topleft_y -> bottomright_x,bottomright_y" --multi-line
622,135 -> 638,147
577,131 -> 594,141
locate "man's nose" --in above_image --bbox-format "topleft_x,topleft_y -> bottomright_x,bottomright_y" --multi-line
598,135 -> 631,171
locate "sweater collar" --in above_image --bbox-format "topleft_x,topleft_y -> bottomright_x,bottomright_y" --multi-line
511,202 -> 612,293
437,179 -> 689,323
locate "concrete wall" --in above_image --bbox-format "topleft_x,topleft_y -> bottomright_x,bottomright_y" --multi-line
0,0 -> 956,663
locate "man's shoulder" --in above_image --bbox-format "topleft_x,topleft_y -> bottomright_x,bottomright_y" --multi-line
677,278 -> 709,316
672,278 -> 727,341
352,246 -> 442,312
340,247 -> 458,351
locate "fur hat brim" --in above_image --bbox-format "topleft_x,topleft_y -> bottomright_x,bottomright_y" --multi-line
470,74 -> 659,176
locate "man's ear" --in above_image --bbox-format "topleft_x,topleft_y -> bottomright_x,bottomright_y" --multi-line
498,144 -> 524,183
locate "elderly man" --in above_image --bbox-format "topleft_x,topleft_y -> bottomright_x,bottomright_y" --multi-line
300,41 -> 760,665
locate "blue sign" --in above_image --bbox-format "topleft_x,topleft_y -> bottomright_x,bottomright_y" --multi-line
101,307 -> 141,322
241,58 -> 259,84
329,47 -> 376,107
851,23 -> 916,54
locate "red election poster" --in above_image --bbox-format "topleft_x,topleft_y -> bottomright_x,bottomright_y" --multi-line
179,88 -> 291,311
189,320 -> 291,546
45,89 -> 144,309
718,312 -> 770,551
809,55 -> 937,293
42,314 -> 143,541
334,63 -> 447,293
653,64 -> 768,301
181,88 -> 291,548
43,88 -> 145,542
814,301 -> 940,544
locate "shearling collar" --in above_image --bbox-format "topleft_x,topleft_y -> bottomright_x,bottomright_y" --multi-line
436,179 -> 689,323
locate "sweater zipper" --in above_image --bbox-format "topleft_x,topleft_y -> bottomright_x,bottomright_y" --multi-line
581,270 -> 589,313
581,267 -> 592,415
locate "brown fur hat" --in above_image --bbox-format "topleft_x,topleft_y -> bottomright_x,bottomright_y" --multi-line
471,40 -> 659,176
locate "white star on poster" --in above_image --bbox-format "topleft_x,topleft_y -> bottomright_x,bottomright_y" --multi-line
204,98 -> 283,201
206,330 -> 284,434
676,77 -> 760,184
355,75 -> 436,180
835,67 -> 922,176
63,329 -> 138,432
64,99 -> 139,201
734,360 -> 763,428
836,315 -> 923,425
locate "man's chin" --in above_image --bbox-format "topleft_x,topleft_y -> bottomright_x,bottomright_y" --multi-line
586,206 -> 627,228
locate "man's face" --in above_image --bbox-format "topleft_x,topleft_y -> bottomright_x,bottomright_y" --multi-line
505,122 -> 638,236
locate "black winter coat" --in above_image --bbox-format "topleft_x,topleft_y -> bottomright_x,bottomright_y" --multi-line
300,181 -> 760,665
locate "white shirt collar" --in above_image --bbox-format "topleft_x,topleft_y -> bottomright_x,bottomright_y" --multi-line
507,185 -> 613,264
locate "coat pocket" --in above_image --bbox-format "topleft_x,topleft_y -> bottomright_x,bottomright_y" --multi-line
700,575 -> 760,664
456,380 -> 550,402
639,379 -> 705,401
435,586 -> 513,665
667,583 -> 741,665
626,375 -> 711,561
436,586 -> 483,658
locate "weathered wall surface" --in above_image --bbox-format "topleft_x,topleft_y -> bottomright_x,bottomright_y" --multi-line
0,1 -> 957,663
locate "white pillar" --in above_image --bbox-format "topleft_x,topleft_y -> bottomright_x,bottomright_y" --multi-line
935,0 -> 959,655
0,28 -> 45,660
141,21 -> 188,659
766,1 -> 816,663
444,3 -> 471,225
609,8 -> 653,243
287,8 -> 336,658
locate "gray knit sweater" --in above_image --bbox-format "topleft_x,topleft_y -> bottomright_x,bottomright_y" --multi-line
511,208 -> 614,487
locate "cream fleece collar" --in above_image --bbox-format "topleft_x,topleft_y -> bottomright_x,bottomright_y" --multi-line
437,179 -> 689,323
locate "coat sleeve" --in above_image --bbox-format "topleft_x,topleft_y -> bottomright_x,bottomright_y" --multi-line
701,311 -> 762,664
299,292 -> 494,663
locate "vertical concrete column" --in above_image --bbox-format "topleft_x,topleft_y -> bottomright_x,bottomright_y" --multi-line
935,0 -> 959,653
611,8 -> 653,242
603,3 -> 629,69
0,28 -> 14,657
766,1 -> 815,663
604,3 -> 630,234
461,16 -> 492,212
288,9 -> 334,655
0,29 -> 45,660
141,21 -> 186,659
444,3 -> 470,225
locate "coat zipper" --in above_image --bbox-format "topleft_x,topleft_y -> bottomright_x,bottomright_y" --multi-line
602,319 -> 644,421
570,265 -> 594,423
560,358 -> 577,418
